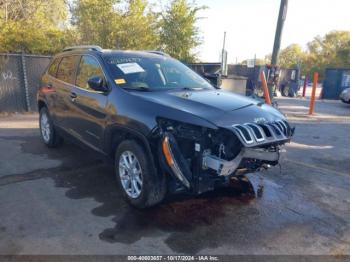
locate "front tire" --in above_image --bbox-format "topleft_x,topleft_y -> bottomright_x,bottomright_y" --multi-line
39,107 -> 62,148
115,140 -> 166,208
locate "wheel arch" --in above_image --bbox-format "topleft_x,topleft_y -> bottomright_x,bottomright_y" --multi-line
104,124 -> 155,161
111,127 -> 167,208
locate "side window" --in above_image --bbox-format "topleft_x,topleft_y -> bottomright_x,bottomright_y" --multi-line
48,58 -> 61,77
76,56 -> 105,90
56,56 -> 78,84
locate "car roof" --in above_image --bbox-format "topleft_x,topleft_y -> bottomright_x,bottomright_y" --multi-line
55,46 -> 169,60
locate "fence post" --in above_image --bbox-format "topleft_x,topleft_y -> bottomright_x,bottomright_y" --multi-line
302,75 -> 308,97
21,52 -> 31,111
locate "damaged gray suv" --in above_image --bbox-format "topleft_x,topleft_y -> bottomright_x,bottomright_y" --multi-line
38,46 -> 294,208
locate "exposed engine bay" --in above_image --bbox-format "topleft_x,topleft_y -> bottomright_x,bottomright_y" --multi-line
155,118 -> 294,195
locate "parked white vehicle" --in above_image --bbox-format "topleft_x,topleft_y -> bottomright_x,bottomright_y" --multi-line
340,88 -> 350,103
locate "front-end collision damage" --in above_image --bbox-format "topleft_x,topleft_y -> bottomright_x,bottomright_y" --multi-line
202,147 -> 280,177
153,117 -> 294,195
161,133 -> 191,189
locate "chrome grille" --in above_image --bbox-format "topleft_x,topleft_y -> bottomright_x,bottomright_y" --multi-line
246,124 -> 265,142
232,120 -> 291,146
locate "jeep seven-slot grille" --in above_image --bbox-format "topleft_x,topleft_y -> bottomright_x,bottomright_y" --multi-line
232,120 -> 291,146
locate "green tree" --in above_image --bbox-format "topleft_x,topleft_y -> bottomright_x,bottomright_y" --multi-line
304,31 -> 350,77
71,0 -> 119,48
113,0 -> 159,50
0,0 -> 208,57
0,0 -> 69,54
72,0 -> 159,50
336,42 -> 350,67
265,31 -> 350,78
278,44 -> 305,68
159,0 -> 206,63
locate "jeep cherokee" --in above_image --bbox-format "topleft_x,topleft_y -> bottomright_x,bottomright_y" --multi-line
37,45 -> 294,208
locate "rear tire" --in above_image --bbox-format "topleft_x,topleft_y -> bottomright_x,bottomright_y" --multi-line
282,86 -> 289,97
39,107 -> 63,148
115,140 -> 166,208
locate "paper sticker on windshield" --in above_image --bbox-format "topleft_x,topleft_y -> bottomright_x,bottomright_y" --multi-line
117,63 -> 145,74
114,79 -> 126,84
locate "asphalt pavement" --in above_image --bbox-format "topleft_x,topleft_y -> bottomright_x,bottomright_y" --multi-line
0,97 -> 349,255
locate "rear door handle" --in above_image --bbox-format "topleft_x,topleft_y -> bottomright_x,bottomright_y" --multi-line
70,92 -> 77,101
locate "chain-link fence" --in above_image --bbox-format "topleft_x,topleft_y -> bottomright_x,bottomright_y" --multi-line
0,53 -> 52,113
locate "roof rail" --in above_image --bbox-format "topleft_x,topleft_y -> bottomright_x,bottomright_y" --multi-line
146,50 -> 170,57
63,45 -> 103,52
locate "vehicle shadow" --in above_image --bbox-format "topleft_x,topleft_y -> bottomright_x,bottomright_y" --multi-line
49,143 -> 256,254
98,179 -> 255,240
8,132 -> 257,254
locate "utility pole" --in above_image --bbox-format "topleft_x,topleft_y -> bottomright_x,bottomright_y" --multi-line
221,32 -> 228,76
271,0 -> 288,65
267,0 -> 288,101
222,31 -> 226,51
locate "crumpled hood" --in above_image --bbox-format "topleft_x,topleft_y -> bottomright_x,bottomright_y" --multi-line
130,89 -> 285,127
212,102 -> 286,127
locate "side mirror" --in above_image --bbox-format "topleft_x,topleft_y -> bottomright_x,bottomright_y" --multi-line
87,76 -> 108,92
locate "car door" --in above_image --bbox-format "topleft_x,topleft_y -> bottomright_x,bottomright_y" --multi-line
41,57 -> 61,121
68,55 -> 108,149
54,55 -> 80,129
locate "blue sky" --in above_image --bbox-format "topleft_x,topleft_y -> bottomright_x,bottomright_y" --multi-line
194,0 -> 350,63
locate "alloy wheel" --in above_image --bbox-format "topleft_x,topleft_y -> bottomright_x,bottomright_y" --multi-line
119,151 -> 143,198
40,112 -> 51,143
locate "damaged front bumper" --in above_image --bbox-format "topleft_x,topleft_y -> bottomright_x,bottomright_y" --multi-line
202,147 -> 280,177
157,118 -> 293,195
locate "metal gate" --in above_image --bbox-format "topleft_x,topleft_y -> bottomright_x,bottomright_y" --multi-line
0,53 -> 52,112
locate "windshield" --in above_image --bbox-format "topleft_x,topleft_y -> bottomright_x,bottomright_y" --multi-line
104,54 -> 214,91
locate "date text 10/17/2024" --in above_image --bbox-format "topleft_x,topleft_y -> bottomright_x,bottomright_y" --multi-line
127,256 -> 219,261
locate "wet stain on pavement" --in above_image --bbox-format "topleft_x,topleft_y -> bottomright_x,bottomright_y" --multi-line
4,134 -> 350,254
28,138 -> 255,253
14,131 -> 260,253
98,184 -> 255,253
0,136 -> 104,186
11,132 -> 259,254
50,160 -> 256,253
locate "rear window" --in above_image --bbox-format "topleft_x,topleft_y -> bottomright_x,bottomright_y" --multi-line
56,56 -> 79,84
48,58 -> 61,77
